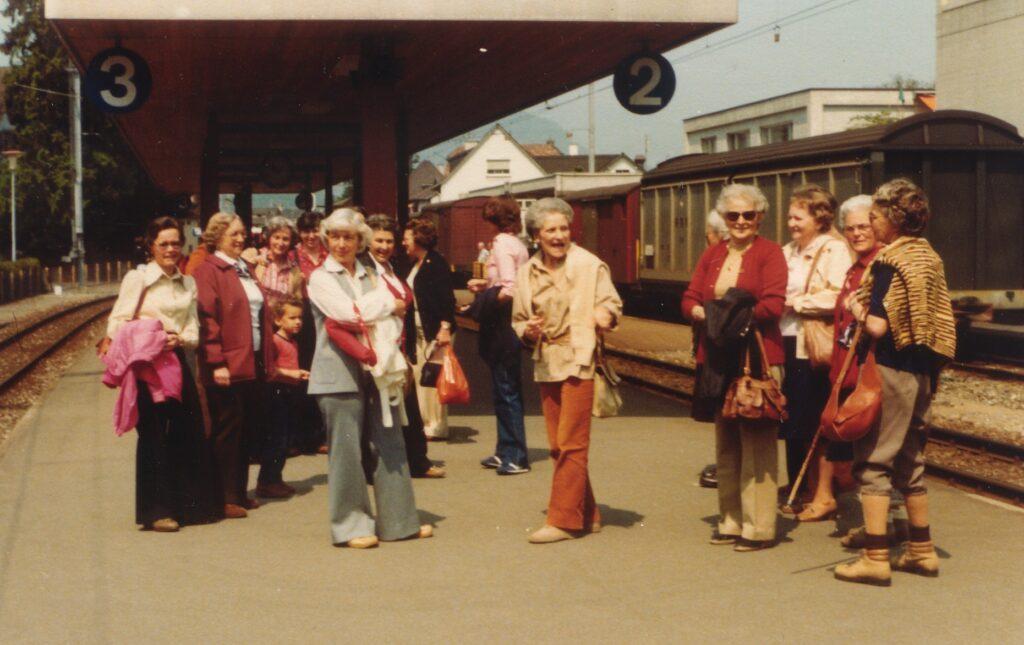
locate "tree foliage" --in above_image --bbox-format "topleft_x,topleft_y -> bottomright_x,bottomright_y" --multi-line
1,0 -> 159,262
847,110 -> 902,130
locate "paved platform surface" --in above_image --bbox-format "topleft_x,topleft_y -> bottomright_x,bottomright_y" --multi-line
0,333 -> 1022,643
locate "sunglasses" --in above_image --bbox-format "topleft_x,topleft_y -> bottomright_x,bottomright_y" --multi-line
724,210 -> 759,222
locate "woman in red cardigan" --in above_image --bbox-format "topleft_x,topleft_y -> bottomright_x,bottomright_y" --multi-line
682,183 -> 787,551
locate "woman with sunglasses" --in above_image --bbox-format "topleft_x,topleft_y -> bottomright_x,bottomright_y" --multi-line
778,185 -> 853,517
682,184 -> 787,551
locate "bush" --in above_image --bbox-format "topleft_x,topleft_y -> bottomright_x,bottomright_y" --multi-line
0,257 -> 42,273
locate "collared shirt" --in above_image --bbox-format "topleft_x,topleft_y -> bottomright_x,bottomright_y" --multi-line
307,255 -> 396,326
291,243 -> 328,280
370,255 -> 410,302
528,259 -> 592,382
486,232 -> 529,298
258,251 -> 299,299
780,233 -> 851,338
215,250 -> 264,346
107,261 -> 200,348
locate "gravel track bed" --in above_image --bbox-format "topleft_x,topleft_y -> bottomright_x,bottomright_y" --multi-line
0,314 -> 108,449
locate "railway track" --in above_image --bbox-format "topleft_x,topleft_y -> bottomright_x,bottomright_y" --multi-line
603,346 -> 1024,507
0,297 -> 115,396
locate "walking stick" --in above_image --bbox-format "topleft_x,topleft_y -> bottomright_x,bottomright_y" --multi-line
785,425 -> 824,512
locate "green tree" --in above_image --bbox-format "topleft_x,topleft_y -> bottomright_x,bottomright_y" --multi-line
847,110 -> 902,130
1,0 -> 158,263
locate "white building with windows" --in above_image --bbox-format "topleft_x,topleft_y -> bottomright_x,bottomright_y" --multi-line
682,88 -> 934,154
937,0 -> 1024,133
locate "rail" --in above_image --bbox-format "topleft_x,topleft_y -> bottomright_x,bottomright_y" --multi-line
0,261 -> 133,305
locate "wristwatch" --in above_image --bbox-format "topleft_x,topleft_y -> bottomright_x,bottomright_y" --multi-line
440,321 -> 452,331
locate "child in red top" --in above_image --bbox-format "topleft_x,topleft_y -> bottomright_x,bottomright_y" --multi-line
256,298 -> 309,499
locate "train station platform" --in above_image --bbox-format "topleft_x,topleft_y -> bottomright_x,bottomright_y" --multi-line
0,334 -> 1022,643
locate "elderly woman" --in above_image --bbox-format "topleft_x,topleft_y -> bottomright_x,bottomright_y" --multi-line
779,185 -> 853,516
682,184 -> 787,551
256,216 -> 304,303
797,195 -> 879,521
468,196 -> 531,475
104,216 -> 221,531
307,208 -> 432,548
193,212 -> 270,518
705,209 -> 730,246
511,197 -> 622,543
365,214 -> 446,479
835,179 -> 956,586
401,217 -> 457,442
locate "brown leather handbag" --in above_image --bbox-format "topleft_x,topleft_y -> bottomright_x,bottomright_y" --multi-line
820,326 -> 882,442
800,242 -> 835,370
722,329 -> 788,423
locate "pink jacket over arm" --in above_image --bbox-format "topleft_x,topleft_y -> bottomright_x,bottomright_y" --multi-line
102,318 -> 182,436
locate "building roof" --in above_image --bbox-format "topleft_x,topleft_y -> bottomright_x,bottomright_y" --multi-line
534,154 -> 629,174
523,142 -> 563,157
561,182 -> 639,202
409,160 -> 443,201
683,86 -> 937,123
437,124 -> 547,190
916,93 -> 937,111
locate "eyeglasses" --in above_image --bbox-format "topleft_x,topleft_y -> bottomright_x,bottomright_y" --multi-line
155,241 -> 183,249
724,210 -> 759,222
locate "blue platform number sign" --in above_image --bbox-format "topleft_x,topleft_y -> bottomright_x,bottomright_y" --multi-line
84,47 -> 152,113
613,52 -> 675,115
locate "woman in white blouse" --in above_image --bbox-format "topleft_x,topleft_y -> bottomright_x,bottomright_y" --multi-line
104,216 -> 221,532
779,185 -> 853,519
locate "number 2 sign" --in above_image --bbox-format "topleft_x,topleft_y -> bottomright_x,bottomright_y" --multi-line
85,47 -> 152,113
613,52 -> 675,115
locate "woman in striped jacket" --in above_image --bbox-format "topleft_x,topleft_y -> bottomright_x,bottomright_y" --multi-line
835,179 -> 956,587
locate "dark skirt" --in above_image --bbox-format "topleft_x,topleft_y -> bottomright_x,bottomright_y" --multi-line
779,337 -> 831,487
135,349 -> 223,526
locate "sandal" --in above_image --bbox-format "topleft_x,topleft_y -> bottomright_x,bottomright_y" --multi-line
797,500 -> 838,522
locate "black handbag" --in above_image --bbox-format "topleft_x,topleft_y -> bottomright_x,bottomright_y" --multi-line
419,340 -> 442,387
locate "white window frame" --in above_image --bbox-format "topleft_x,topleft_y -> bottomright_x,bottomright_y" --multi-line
700,136 -> 717,154
727,130 -> 749,151
486,158 -> 511,177
760,123 -> 793,145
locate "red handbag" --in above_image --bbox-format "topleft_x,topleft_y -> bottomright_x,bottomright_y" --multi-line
325,306 -> 376,366
820,326 -> 882,442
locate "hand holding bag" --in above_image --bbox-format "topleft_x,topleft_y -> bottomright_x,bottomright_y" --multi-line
801,243 -> 835,370
437,345 -> 470,404
722,329 -> 788,422
419,340 -> 442,387
819,326 -> 882,442
592,335 -> 622,418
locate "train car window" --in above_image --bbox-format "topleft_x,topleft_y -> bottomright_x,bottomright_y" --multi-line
777,172 -> 796,242
755,175 -> 780,244
831,165 -> 862,204
928,153 -> 977,290
641,188 -> 657,271
803,169 -> 830,192
656,187 -> 673,271
675,185 -> 692,275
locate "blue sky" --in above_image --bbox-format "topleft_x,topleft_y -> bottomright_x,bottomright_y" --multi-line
417,0 -> 937,167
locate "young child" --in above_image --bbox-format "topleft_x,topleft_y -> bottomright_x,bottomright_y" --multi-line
256,298 -> 310,499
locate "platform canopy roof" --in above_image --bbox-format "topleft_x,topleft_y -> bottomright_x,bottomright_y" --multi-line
47,1 -> 736,195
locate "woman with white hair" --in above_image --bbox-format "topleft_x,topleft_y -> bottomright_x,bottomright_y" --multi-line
682,183 -> 787,551
306,208 -> 432,548
705,209 -> 730,246
512,197 -> 622,543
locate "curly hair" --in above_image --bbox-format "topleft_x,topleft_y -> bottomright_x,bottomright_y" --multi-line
482,196 -> 522,234
715,183 -> 769,216
272,296 -> 304,321
144,216 -> 183,253
872,178 -> 930,236
789,184 -> 837,232
202,212 -> 242,252
366,213 -> 399,236
405,217 -> 438,250
263,216 -> 297,246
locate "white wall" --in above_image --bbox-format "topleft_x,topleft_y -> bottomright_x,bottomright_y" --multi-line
937,0 -> 1024,133
605,157 -> 642,173
685,107 -> 806,153
435,128 -> 545,202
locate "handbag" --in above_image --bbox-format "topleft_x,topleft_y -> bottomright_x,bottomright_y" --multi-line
800,242 -> 835,370
324,305 -> 376,366
592,335 -> 622,418
419,340 -> 442,387
97,281 -> 150,356
819,326 -> 882,442
437,345 -> 470,405
722,329 -> 788,422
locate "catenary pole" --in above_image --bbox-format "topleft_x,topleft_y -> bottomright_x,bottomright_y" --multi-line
68,65 -> 85,286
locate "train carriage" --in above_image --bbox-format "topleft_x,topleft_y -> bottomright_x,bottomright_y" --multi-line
635,110 -> 1024,314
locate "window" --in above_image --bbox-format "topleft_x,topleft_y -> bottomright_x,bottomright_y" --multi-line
760,123 -> 792,144
486,159 -> 510,177
615,168 -> 631,174
727,130 -> 749,151
700,136 -> 717,154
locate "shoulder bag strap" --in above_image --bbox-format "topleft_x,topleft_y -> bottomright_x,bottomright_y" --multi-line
802,241 -> 829,295
752,328 -> 771,379
131,283 -> 151,321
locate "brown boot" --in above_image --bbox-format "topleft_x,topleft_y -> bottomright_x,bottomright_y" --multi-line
893,541 -> 939,577
834,548 -> 892,587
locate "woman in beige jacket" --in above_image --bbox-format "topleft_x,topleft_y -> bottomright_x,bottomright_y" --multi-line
512,197 -> 623,544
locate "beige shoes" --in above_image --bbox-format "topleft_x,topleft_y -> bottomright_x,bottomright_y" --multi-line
417,524 -> 434,539
528,525 -> 575,544
893,541 -> 940,577
834,548 -> 892,587
346,535 -> 380,549
150,518 -> 180,532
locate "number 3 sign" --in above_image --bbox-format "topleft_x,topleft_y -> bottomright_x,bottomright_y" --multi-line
85,47 -> 152,113
613,52 -> 675,115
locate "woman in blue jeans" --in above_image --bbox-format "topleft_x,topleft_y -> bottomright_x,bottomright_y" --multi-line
467,197 -> 531,475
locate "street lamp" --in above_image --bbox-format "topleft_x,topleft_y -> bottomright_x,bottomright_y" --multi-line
0,114 -> 23,261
